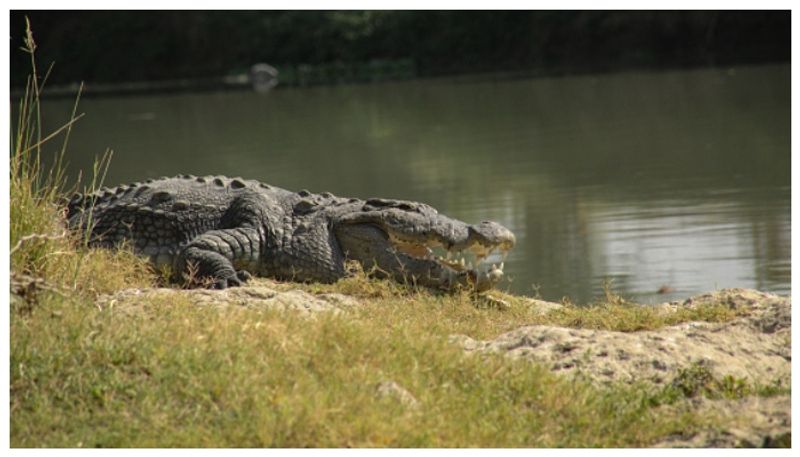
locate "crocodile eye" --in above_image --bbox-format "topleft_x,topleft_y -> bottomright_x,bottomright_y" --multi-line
366,198 -> 392,207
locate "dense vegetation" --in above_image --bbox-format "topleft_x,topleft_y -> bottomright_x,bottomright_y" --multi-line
9,10 -> 790,88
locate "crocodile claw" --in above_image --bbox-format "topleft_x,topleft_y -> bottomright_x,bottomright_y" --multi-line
212,269 -> 253,289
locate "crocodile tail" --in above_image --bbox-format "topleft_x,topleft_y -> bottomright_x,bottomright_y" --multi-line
64,192 -> 98,228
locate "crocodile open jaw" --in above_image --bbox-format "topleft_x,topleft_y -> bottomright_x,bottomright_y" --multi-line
388,229 -> 514,291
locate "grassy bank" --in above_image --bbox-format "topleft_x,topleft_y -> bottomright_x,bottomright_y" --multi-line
10,275 -> 788,447
10,26 -> 788,448
5,289 -> 728,448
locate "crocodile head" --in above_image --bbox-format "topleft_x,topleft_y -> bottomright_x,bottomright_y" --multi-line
333,198 -> 516,292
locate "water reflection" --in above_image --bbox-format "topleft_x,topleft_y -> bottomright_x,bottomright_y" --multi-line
39,64 -> 790,303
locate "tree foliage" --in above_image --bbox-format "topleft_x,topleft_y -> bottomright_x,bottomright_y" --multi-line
9,10 -> 790,87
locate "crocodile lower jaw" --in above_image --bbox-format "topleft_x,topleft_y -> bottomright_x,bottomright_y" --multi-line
390,236 -> 508,285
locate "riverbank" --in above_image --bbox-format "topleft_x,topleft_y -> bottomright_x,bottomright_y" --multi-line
11,265 -> 791,447
9,58 -> 418,99
11,11 -> 790,93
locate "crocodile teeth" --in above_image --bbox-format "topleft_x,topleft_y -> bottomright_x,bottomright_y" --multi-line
420,242 -> 506,277
486,266 -> 504,282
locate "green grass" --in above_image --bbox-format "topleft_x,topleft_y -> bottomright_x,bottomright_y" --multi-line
11,277 -> 783,447
287,274 -> 750,339
9,21 -> 787,448
652,363 -> 788,406
10,20 -> 154,305
12,292 -> 717,448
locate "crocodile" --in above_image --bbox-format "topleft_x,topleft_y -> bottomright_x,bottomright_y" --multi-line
66,175 -> 516,291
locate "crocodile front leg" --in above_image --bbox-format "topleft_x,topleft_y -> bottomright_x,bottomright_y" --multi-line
178,226 -> 263,289
174,190 -> 275,289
